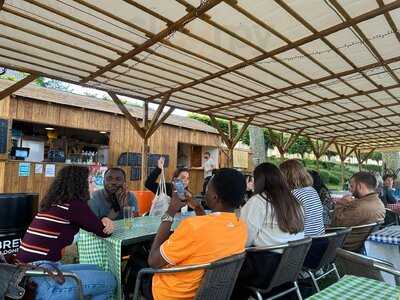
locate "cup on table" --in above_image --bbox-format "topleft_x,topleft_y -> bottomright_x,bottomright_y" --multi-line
123,206 -> 134,230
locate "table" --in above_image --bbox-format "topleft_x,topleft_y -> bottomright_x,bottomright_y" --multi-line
366,225 -> 400,285
78,216 -> 178,300
307,275 -> 400,300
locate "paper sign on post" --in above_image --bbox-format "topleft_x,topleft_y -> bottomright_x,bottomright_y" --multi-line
19,163 -> 30,177
35,163 -> 43,174
45,164 -> 56,177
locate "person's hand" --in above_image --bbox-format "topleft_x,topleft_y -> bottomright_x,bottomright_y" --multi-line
115,183 -> 128,206
101,217 -> 114,235
167,191 -> 186,216
337,194 -> 354,205
158,157 -> 165,169
185,192 -> 201,210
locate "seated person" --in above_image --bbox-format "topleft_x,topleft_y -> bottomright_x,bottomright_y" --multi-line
16,165 -> 116,300
146,168 -> 247,300
381,174 -> 397,205
233,163 -> 304,299
280,159 -> 325,236
145,157 -> 189,197
332,171 -> 385,227
89,167 -> 138,220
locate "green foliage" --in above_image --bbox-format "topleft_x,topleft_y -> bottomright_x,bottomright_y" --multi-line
326,150 -> 337,160
288,136 -> 312,159
0,74 -> 17,81
35,77 -> 72,92
370,152 -> 383,163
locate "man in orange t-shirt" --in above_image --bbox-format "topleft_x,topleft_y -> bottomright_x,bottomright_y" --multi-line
147,168 -> 248,300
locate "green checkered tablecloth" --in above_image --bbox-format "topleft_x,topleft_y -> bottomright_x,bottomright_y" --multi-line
307,275 -> 400,300
78,216 -> 174,300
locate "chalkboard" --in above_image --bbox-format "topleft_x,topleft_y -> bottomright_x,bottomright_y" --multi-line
119,153 -> 170,168
0,119 -> 8,154
130,166 -> 161,181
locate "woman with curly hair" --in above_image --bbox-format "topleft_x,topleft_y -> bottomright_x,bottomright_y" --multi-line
16,165 -> 116,300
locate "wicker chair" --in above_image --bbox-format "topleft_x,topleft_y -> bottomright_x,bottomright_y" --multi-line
303,228 -> 351,292
336,248 -> 400,285
132,252 -> 246,300
244,238 -> 312,300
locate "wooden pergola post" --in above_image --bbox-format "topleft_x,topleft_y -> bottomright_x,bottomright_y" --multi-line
335,144 -> 357,188
0,74 -> 38,101
109,92 -> 174,189
209,115 -> 253,168
268,129 -> 303,162
308,138 -> 336,171
355,148 -> 376,172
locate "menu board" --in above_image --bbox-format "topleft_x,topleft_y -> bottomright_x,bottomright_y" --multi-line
0,119 -> 8,154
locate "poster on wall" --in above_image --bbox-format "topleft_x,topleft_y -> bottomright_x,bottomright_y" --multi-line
89,164 -> 108,193
35,163 -> 43,174
18,163 -> 30,177
45,164 -> 56,177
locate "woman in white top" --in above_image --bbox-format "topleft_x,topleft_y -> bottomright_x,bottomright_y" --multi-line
233,163 -> 304,299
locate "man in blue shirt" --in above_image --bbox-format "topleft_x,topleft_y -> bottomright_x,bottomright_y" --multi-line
89,168 -> 138,220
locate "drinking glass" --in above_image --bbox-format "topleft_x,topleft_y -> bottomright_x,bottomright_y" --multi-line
123,206 -> 133,230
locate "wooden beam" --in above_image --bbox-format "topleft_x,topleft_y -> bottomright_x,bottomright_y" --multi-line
108,92 -> 145,138
80,0 -> 223,83
147,107 -> 175,138
232,116 -> 254,148
284,129 -> 304,152
147,2 -> 400,102
147,94 -> 170,135
321,138 -> 336,156
143,100 -> 149,132
0,74 -> 37,100
0,0 -> 4,11
209,114 -> 231,148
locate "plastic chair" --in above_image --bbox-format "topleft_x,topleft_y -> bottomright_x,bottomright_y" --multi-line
132,252 -> 246,300
244,238 -> 312,300
25,269 -> 84,300
302,228 -> 351,292
327,221 -> 383,253
336,248 -> 400,285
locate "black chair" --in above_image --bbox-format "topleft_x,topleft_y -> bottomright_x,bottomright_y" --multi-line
132,252 -> 246,300
336,248 -> 400,285
384,208 -> 399,226
327,221 -> 383,253
244,238 -> 312,300
302,228 -> 351,292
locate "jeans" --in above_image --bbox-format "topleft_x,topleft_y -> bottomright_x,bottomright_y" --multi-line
32,262 -> 116,300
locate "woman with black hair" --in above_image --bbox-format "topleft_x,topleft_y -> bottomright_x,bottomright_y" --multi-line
232,163 -> 304,299
16,165 -> 116,300
145,157 -> 190,197
309,170 -> 333,225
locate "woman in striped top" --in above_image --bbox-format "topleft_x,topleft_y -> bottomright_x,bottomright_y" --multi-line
16,165 -> 116,300
280,160 -> 325,236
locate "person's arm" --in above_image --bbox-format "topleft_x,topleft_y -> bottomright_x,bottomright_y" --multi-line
386,188 -> 397,204
70,201 -> 111,238
331,201 -> 357,227
145,167 -> 162,194
240,197 -> 264,246
148,191 -> 187,268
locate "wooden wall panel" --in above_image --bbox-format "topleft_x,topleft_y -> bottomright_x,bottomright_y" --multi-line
3,97 -> 223,195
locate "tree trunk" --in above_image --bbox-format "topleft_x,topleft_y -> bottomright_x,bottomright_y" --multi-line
382,152 -> 400,175
341,160 -> 345,189
249,126 -> 266,167
316,158 -> 320,171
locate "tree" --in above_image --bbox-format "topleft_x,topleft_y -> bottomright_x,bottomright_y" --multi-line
35,77 -> 72,92
288,136 -> 312,160
371,152 -> 383,165
189,113 -> 240,140
326,150 -> 337,161
249,126 -> 266,166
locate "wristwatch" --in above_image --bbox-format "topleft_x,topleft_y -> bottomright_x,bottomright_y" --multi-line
161,212 -> 174,223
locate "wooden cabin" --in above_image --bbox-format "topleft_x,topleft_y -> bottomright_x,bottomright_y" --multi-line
0,80 -> 251,199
